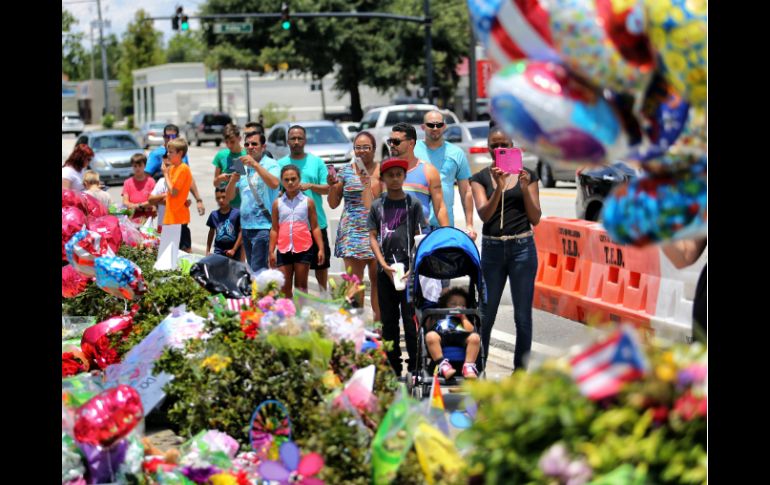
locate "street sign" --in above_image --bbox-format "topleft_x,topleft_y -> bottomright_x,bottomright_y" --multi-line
213,22 -> 253,34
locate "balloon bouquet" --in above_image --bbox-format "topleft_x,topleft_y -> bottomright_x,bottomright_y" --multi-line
469,0 -> 706,246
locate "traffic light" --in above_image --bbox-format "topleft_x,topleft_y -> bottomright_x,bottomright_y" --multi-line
172,6 -> 183,31
181,14 -> 189,31
281,2 -> 290,30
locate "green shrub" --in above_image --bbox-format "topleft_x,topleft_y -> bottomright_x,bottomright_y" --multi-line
102,113 -> 115,129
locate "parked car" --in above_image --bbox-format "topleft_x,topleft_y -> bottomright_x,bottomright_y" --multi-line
337,122 -> 360,142
184,112 -> 232,146
536,157 -> 581,188
445,122 -> 538,175
138,121 -> 168,149
62,112 -> 85,136
266,121 -> 354,170
461,98 -> 491,121
575,160 -> 642,221
77,130 -> 144,186
358,104 -> 461,162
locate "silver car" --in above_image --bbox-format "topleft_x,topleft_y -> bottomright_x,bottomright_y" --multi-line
337,122 -> 360,142
138,121 -> 167,149
78,130 -> 144,186
62,112 -> 85,136
445,122 -> 538,175
266,121 -> 354,170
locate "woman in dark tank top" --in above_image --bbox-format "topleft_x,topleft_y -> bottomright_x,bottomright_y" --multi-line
470,127 -> 542,372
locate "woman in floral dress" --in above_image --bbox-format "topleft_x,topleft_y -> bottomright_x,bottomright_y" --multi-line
328,131 -> 382,320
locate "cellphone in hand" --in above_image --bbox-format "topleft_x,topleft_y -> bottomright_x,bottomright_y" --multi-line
231,157 -> 246,175
494,147 -> 523,174
354,157 -> 368,176
327,164 -> 338,183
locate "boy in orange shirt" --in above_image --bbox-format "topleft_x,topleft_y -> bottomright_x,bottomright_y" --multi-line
162,138 -> 194,251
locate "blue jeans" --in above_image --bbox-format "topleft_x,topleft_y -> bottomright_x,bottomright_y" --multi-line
242,228 -> 270,274
480,236 -> 538,371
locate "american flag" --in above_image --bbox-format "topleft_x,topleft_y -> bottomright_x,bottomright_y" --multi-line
570,326 -> 648,401
226,298 -> 252,312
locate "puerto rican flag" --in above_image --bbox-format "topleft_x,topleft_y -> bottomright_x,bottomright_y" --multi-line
570,326 -> 648,400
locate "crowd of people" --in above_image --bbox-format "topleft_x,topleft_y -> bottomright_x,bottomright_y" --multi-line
62,113 -> 543,375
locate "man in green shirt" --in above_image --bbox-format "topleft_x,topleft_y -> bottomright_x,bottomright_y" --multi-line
212,124 -> 245,208
277,125 -> 332,290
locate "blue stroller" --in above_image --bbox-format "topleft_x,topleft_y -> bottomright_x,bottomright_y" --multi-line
405,227 -> 486,399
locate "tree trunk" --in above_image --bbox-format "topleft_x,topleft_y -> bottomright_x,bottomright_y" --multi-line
349,81 -> 363,122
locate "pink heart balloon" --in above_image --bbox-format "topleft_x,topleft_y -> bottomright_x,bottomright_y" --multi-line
74,385 -> 144,447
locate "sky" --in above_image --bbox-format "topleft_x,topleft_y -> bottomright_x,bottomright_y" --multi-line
62,0 -> 205,48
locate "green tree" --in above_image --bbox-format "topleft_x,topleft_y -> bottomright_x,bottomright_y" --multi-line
117,9 -> 166,114
166,31 -> 207,63
198,0 -> 470,119
62,9 -> 89,81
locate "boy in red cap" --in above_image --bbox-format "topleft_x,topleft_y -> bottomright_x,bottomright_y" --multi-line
368,158 -> 427,377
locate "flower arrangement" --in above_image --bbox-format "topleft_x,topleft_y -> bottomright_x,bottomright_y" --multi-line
464,337 -> 707,484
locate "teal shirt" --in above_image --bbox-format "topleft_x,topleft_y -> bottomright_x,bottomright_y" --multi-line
237,156 -> 281,230
414,140 -> 472,227
212,148 -> 246,208
278,154 -> 328,230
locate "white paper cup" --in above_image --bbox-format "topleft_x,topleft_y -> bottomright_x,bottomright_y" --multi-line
392,262 -> 406,291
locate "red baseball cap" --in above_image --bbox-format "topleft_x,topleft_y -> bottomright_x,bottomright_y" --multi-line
380,158 -> 409,174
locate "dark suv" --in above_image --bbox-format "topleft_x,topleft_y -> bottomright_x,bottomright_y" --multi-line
185,112 -> 232,146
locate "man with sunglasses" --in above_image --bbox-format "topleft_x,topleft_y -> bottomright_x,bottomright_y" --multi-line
387,123 -> 449,233
414,111 -> 477,241
225,131 -> 280,273
145,124 -> 205,217
243,122 -> 275,159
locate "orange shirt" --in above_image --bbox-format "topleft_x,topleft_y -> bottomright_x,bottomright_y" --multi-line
163,162 -> 192,225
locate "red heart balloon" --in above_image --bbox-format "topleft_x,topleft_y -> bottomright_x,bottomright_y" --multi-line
63,188 -> 87,214
62,207 -> 87,261
74,385 -> 144,447
87,215 -> 123,254
81,307 -> 137,369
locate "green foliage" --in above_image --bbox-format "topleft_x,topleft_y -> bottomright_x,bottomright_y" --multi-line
117,9 -> 166,114
101,113 -> 115,129
199,0 -> 471,118
260,102 -> 289,128
166,31 -> 207,63
126,115 -> 135,130
62,9 -> 89,81
464,346 -> 708,484
89,34 -> 121,80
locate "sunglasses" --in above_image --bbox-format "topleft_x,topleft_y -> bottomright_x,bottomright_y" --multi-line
354,145 -> 373,152
244,142 -> 261,147
163,133 -> 178,140
489,143 -> 512,149
425,122 -> 445,129
387,138 -> 410,146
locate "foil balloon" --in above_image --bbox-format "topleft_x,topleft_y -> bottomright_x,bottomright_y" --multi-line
78,440 -> 129,484
490,61 -> 630,164
595,0 -> 655,68
81,192 -> 108,219
73,385 -> 143,447
545,0 -> 653,94
62,264 -> 90,298
601,157 -> 706,246
63,188 -> 87,214
87,215 -> 123,254
65,228 -> 112,278
94,256 -> 147,300
81,306 -> 138,369
62,207 -> 87,261
468,0 -> 561,69
645,0 -> 707,107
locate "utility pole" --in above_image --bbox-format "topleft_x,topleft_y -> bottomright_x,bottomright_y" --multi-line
423,0 -> 434,105
89,22 -> 95,81
217,69 -> 223,112
319,77 -> 327,119
245,71 -> 251,122
469,27 -> 478,121
96,0 -> 110,117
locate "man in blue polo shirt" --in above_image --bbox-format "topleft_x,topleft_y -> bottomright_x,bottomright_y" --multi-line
414,111 -> 477,240
145,123 -> 205,216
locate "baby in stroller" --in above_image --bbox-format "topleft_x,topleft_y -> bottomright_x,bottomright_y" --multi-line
425,287 -> 481,380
